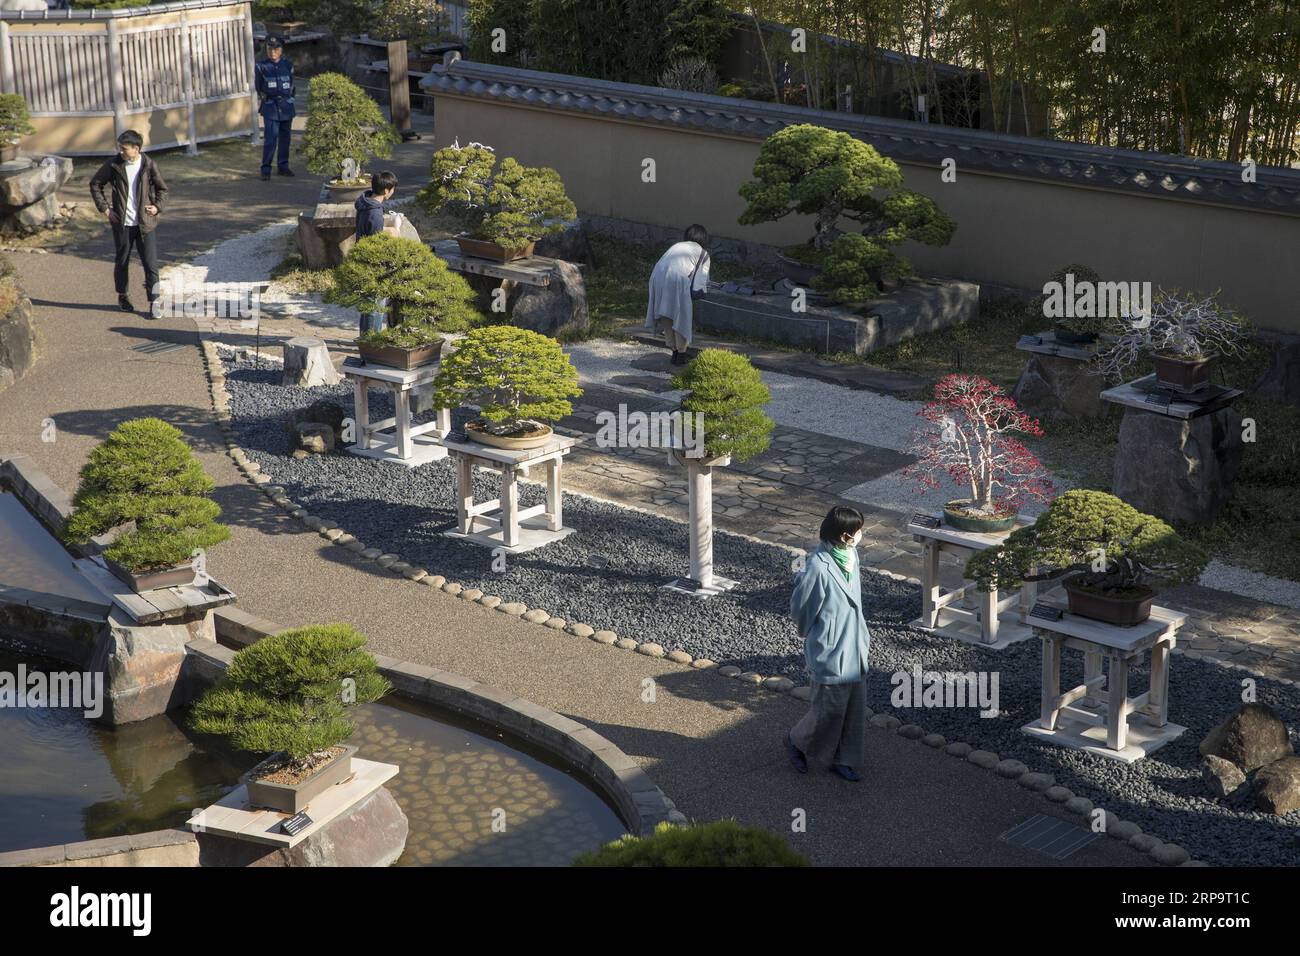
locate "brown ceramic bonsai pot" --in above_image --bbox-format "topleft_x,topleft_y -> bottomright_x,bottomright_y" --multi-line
465,419 -> 554,450
105,557 -> 198,594
1152,352 -> 1214,393
942,500 -> 1017,534
356,337 -> 444,370
455,236 -> 535,262
242,744 -> 358,814
1063,582 -> 1154,627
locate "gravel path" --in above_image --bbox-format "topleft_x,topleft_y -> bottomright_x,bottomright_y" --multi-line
222,350 -> 1300,865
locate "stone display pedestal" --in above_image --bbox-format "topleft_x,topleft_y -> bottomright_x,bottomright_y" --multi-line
663,450 -> 736,598
340,357 -> 450,467
908,518 -> 1044,648
297,206 -> 421,269
0,155 -> 73,235
431,239 -> 589,338
442,433 -> 578,553
1012,332 -> 1105,420
1023,602 -> 1186,763
1102,375 -> 1244,525
281,336 -> 340,387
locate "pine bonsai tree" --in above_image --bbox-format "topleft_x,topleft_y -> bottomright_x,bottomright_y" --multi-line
63,418 -> 230,573
432,326 -> 582,435
418,141 -> 576,251
574,820 -> 809,867
331,234 -> 482,339
302,73 -> 398,184
189,624 -> 391,765
670,349 -> 773,462
737,124 -> 955,301
964,490 -> 1208,595
0,94 -> 34,150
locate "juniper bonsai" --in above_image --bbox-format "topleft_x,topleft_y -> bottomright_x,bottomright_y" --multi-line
302,73 -> 398,184
964,490 -> 1208,595
331,234 -> 482,332
670,349 -> 773,462
418,141 -> 576,252
189,624 -> 391,764
432,326 -> 582,434
737,124 -> 955,301
63,418 -> 230,573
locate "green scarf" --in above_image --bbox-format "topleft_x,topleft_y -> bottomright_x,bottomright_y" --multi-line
829,544 -> 854,581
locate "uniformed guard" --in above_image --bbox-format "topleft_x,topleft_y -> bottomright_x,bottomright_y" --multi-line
255,36 -> 296,181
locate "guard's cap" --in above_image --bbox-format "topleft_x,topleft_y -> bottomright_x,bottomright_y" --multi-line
266,35 -> 284,49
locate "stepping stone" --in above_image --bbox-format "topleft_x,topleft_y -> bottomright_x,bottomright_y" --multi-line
590,630 -> 617,645
523,609 -> 550,624
567,623 -> 594,638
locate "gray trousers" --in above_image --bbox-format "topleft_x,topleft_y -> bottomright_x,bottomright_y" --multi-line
790,679 -> 868,770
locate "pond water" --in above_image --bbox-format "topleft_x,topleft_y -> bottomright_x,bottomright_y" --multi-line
0,490 -> 109,615
0,648 -> 627,864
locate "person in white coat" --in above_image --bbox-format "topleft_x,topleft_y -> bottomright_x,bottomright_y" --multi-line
645,224 -> 711,365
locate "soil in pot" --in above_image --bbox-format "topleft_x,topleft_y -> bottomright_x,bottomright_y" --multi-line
242,744 -> 357,814
942,500 -> 1017,534
1063,581 -> 1154,627
465,419 -> 554,450
455,236 -> 535,262
1152,352 -> 1214,393
356,338 -> 444,370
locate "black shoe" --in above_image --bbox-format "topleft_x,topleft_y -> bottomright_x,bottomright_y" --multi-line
830,764 -> 862,782
670,350 -> 687,366
260,172 -> 271,182
786,735 -> 808,774
117,294 -> 134,312
277,168 -> 295,177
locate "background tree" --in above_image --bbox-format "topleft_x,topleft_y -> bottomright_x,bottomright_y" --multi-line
0,95 -> 34,151
302,73 -> 398,183
330,234 -> 481,331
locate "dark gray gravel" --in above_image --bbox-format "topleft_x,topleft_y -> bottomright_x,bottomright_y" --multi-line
222,353 -> 1300,866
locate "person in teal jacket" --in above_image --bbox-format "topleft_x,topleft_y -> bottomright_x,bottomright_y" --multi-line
787,506 -> 872,781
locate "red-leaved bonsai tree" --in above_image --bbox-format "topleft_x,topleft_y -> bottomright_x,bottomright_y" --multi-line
904,374 -> 1054,527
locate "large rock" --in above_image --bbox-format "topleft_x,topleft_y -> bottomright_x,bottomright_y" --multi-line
296,204 -> 422,270
1252,334 -> 1300,408
0,285 -> 37,393
506,259 -> 589,338
1012,352 -> 1105,420
533,220 -> 588,262
1199,703 -> 1294,773
1201,754 -> 1247,798
1253,756 -> 1300,815
286,398 -> 348,440
196,786 -> 409,866
294,422 -> 336,455
2,193 -> 59,235
1112,405 -> 1243,524
282,336 -> 340,387
0,155 -> 72,208
87,609 -> 216,725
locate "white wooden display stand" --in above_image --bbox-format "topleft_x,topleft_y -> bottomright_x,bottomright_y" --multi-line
441,433 -> 579,553
908,519 -> 1043,648
663,450 -> 734,598
340,357 -> 450,467
1023,602 -> 1186,763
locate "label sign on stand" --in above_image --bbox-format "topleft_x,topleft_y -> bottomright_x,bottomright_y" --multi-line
280,811 -> 313,836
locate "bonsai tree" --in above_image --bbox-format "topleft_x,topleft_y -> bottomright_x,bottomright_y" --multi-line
1038,263 -> 1112,340
666,350 -> 773,593
574,820 -> 809,867
903,374 -> 1053,525
302,72 -> 398,185
737,124 -> 955,301
418,140 -> 576,252
432,325 -> 582,436
1095,288 -> 1250,382
965,490 -> 1208,597
331,234 -> 482,341
0,94 -> 34,156
63,418 -> 230,573
189,624 -> 391,770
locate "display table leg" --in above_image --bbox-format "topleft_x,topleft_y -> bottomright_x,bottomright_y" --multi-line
435,407 -> 451,439
980,585 -> 999,644
1040,634 -> 1062,729
354,380 -> 370,450
1106,653 -> 1130,751
501,467 -> 519,547
1148,640 -> 1171,726
456,456 -> 473,533
1082,647 -> 1103,707
546,458 -> 562,531
920,540 -> 940,627
394,387 -> 413,459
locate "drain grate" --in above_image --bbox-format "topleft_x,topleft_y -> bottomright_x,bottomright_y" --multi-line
1000,814 -> 1099,860
129,339 -> 188,355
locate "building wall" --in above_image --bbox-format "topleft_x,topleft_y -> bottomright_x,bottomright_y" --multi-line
432,94 -> 1299,332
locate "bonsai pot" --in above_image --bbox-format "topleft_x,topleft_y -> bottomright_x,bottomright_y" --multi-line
326,180 -> 369,205
775,249 -> 819,286
1152,352 -> 1214,393
356,336 -> 445,370
105,557 -> 197,593
455,236 -> 535,262
1063,582 -> 1154,627
942,500 -> 1017,534
242,744 -> 358,814
465,419 -> 554,450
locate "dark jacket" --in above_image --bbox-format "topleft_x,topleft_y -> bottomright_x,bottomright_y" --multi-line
255,57 -> 296,121
89,153 -> 168,235
355,192 -> 385,240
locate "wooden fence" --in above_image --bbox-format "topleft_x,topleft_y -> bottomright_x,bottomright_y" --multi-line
0,0 -> 258,156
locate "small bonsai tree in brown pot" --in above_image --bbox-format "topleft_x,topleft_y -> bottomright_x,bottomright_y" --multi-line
189,623 -> 391,813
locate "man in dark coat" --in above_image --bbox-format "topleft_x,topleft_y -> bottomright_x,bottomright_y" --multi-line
88,129 -> 169,314
255,36 -> 296,181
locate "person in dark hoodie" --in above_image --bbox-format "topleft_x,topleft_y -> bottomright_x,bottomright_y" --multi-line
355,170 -> 397,335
